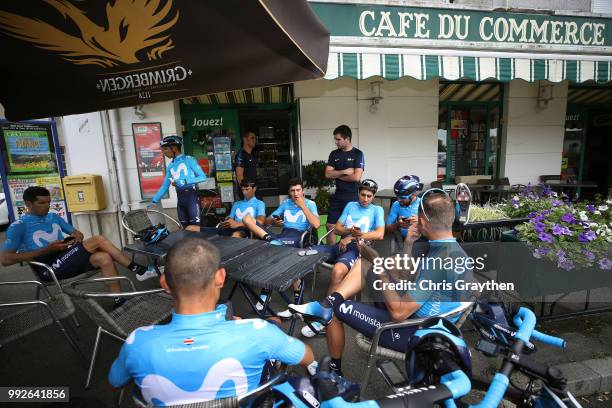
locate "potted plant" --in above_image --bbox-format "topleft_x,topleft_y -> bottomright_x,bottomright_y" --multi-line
302,160 -> 334,238
498,188 -> 612,298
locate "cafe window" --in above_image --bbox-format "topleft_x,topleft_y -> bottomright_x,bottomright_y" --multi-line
438,82 -> 503,182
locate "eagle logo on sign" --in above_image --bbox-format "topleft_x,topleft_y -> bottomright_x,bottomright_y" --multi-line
0,0 -> 179,67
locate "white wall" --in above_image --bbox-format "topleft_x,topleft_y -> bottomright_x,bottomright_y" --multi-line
501,81 -> 568,184
296,77 -> 439,190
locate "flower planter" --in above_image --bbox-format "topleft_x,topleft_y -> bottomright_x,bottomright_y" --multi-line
498,230 -> 612,297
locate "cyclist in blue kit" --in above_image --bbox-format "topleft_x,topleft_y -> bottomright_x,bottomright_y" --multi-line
324,125 -> 365,245
290,189 -> 475,375
150,136 -> 207,228
385,175 -> 423,238
301,179 -> 384,338
241,178 -> 319,247
109,237 -> 315,406
187,179 -> 265,238
1,187 -> 157,304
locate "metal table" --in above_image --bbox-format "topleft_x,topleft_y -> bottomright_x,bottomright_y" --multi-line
124,230 -> 326,334
544,180 -> 598,198
470,185 -> 520,204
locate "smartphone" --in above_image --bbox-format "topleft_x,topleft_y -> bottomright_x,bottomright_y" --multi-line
223,300 -> 234,320
352,226 -> 361,231
63,236 -> 75,243
376,359 -> 408,390
272,215 -> 281,220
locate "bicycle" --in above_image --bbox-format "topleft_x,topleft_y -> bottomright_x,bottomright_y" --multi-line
469,299 -> 582,408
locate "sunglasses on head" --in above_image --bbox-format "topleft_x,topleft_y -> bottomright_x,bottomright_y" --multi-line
419,188 -> 450,221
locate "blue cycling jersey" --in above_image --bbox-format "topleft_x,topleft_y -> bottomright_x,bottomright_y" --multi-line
337,201 -> 384,233
386,197 -> 421,237
229,197 -> 266,222
2,213 -> 73,253
412,238 -> 474,320
271,199 -> 318,232
109,304 -> 305,406
152,154 -> 207,203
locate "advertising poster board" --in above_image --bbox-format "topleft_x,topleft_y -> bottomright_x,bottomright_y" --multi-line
132,123 -> 166,199
7,174 -> 67,221
1,123 -> 55,173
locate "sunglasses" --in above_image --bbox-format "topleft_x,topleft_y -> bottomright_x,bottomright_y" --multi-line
418,188 -> 450,221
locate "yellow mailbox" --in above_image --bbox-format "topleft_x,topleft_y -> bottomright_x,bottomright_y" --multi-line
63,174 -> 106,212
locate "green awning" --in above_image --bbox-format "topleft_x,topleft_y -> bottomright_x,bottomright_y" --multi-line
325,51 -> 612,83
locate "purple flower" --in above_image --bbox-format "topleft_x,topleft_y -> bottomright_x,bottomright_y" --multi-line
561,213 -> 575,224
578,230 -> 597,242
511,198 -> 519,206
556,249 -> 567,259
533,247 -> 550,259
542,209 -> 552,216
561,192 -> 569,200
538,232 -> 553,243
528,212 -> 537,219
533,221 -> 547,233
558,258 -> 575,271
586,204 -> 596,214
583,250 -> 596,261
551,224 -> 572,236
598,258 -> 612,270
542,185 -> 554,197
552,200 -> 563,207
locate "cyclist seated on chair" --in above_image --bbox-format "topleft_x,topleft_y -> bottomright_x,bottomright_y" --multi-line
0,187 -> 157,295
242,177 -> 320,247
150,135 -> 207,228
385,175 -> 422,239
109,237 -> 315,406
290,189 -> 475,376
311,179 -> 385,288
186,179 -> 265,238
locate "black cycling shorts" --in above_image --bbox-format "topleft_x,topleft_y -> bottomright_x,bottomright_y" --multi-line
33,243 -> 94,282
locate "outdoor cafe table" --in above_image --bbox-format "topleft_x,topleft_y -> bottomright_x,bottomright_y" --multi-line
470,185 -> 520,204
123,230 -> 327,334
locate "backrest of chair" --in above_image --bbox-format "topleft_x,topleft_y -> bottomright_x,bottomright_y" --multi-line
150,397 -> 239,408
67,294 -> 126,336
123,210 -> 154,235
540,174 -> 560,182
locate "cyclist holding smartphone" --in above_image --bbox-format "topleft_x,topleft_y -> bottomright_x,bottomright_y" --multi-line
385,175 -> 422,239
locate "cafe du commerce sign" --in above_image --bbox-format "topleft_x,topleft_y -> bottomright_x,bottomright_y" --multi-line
310,2 -> 611,52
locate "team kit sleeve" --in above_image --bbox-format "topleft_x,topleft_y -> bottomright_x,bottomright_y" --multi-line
54,214 -> 75,235
374,206 -> 385,229
151,164 -> 172,203
256,200 -> 266,217
355,150 -> 365,170
229,202 -> 238,220
187,156 -> 207,184
386,202 -> 399,225
259,323 -> 306,365
235,150 -> 244,168
326,151 -> 335,168
271,201 -> 286,218
337,202 -> 351,225
108,344 -> 132,388
1,221 -> 26,252
307,200 -> 319,217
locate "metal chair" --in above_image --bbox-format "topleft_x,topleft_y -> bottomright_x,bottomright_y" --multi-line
133,373 -> 286,407
0,280 -> 84,361
354,301 -> 474,397
121,209 -> 182,241
63,277 -> 174,388
28,260 -> 98,327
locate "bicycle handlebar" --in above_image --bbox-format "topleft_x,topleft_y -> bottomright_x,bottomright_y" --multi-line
514,313 -> 566,348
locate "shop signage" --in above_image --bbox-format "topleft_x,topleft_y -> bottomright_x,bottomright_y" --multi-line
1,123 -> 54,173
131,122 -> 166,200
311,2 -> 611,48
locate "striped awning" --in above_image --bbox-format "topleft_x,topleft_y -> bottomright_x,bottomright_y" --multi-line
325,51 -> 612,84
182,85 -> 294,105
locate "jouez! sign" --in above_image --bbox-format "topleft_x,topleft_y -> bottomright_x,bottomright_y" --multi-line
311,3 -> 611,49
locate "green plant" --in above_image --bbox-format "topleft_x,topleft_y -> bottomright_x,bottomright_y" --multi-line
302,160 -> 334,214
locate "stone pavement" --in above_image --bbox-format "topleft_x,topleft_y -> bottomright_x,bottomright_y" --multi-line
2,231 -> 612,407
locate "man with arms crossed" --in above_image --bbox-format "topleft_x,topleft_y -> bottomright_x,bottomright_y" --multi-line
290,190 -> 474,375
109,237 -> 315,406
325,125 -> 364,245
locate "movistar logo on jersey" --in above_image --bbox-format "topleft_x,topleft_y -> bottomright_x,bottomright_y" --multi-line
140,358 -> 249,405
338,303 -> 353,314
32,223 -> 62,247
284,210 -> 305,223
346,215 -> 371,231
169,162 -> 189,180
235,207 -> 254,219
